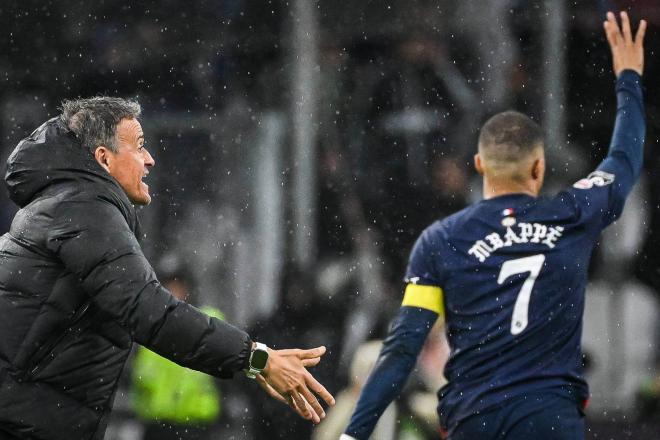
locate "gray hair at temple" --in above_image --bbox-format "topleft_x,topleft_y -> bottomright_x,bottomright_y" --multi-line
60,97 -> 142,154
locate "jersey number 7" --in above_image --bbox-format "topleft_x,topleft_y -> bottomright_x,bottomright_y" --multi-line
497,254 -> 546,335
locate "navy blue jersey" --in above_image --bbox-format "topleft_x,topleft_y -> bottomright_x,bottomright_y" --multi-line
344,70 -> 644,440
407,189 -> 603,429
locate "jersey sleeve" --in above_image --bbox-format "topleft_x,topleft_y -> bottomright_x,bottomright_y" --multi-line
405,226 -> 444,286
344,307 -> 438,440
564,70 -> 645,231
343,226 -> 445,438
403,226 -> 445,315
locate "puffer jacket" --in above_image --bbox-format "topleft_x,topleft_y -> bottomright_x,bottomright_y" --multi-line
0,117 -> 251,439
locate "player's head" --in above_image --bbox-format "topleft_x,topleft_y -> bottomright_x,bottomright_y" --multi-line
475,111 -> 545,195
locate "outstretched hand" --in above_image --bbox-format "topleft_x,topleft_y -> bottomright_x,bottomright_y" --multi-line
604,11 -> 646,77
256,346 -> 335,424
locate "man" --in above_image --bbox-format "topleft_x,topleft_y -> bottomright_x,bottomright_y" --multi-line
342,11 -> 646,440
0,97 -> 334,440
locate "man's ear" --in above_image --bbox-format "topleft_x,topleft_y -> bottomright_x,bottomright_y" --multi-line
531,158 -> 542,180
474,153 -> 484,176
94,146 -> 112,173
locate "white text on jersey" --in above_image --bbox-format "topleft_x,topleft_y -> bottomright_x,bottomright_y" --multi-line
468,223 -> 564,262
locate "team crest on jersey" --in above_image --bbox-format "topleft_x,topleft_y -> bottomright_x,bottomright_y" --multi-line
573,170 -> 615,190
501,208 -> 516,227
502,216 -> 517,227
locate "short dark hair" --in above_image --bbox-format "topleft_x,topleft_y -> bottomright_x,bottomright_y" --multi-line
60,97 -> 141,154
478,111 -> 544,164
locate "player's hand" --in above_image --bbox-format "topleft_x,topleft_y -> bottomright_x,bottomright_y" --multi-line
604,11 -> 646,77
259,346 -> 335,424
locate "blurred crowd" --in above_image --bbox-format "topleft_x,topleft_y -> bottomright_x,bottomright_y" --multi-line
2,0 -> 660,439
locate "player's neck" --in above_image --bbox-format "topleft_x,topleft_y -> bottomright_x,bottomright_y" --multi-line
482,177 -> 539,200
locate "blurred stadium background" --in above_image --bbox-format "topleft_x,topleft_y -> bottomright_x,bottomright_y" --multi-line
1,0 -> 660,439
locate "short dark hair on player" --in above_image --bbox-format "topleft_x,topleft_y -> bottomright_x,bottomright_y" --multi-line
478,111 -> 544,165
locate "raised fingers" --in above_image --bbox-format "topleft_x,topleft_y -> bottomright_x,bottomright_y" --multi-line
604,12 -> 621,47
607,11 -> 621,33
635,19 -> 647,46
620,11 -> 633,43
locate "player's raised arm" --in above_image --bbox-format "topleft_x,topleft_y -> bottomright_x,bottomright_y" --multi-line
604,11 -> 646,78
601,11 -> 646,211
570,12 -> 646,228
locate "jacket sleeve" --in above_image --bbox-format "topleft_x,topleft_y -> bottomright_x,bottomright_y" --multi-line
46,197 -> 251,378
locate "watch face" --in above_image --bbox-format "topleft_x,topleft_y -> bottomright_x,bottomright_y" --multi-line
251,349 -> 269,370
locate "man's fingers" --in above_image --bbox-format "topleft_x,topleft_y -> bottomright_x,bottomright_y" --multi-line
604,13 -> 620,48
287,393 -> 309,420
288,393 -> 301,412
290,391 -> 325,425
607,11 -> 621,36
302,356 -> 321,367
290,394 -> 319,424
298,384 -> 325,422
298,346 -> 326,359
275,348 -> 301,357
635,19 -> 647,46
300,396 -> 321,424
604,21 -> 618,48
620,11 -> 633,43
276,346 -> 326,360
291,391 -> 313,420
305,371 -> 336,406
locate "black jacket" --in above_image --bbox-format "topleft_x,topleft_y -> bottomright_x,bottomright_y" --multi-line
0,118 -> 251,439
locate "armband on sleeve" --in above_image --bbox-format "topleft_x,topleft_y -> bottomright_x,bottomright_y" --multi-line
401,283 -> 444,316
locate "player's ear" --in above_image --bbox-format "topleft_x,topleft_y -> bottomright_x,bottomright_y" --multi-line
94,146 -> 112,173
474,153 -> 484,176
531,158 -> 542,180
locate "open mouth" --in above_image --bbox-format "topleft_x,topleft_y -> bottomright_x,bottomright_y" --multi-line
140,172 -> 150,191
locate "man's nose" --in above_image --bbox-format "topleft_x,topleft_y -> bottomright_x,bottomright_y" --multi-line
144,148 -> 155,167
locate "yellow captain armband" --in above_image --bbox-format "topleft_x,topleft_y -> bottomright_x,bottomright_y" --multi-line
402,283 -> 445,316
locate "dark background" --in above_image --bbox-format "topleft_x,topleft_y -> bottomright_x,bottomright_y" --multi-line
1,1 -> 660,439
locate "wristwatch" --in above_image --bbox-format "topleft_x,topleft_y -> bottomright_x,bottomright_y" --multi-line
245,342 -> 269,379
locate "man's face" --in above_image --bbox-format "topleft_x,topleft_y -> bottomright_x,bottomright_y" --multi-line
106,118 -> 155,205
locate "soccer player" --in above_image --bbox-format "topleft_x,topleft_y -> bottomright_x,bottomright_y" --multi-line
341,11 -> 646,440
